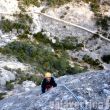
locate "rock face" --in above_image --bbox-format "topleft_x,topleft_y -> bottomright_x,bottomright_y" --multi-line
0,68 -> 15,86
0,70 -> 110,110
29,2 -> 96,39
0,0 -> 19,15
0,54 -> 30,86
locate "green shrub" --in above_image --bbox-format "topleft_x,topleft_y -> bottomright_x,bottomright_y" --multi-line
17,33 -> 28,39
28,75 -> 42,85
0,93 -> 6,100
92,33 -> 99,39
4,66 -> 12,72
45,0 -> 72,6
60,15 -> 65,19
66,64 -> 87,74
96,16 -> 110,31
84,1 -> 110,34
52,37 -> 82,50
83,55 -> 103,69
17,13 -> 33,24
83,0 -> 110,31
52,37 -> 84,51
82,0 -> 88,2
33,32 -> 51,44
17,74 -> 42,85
83,0 -> 110,35
90,2 -> 100,14
101,55 -> 110,64
20,0 -> 72,7
0,31 -> 86,76
82,0 -> 100,15
83,0 -> 101,3
1,16 -> 5,20
0,40 -> 70,74
15,13 -> 32,32
0,13 -> 32,33
21,0 -> 39,6
6,81 -> 14,90
33,32 -> 83,51
0,19 -> 29,33
61,37 -> 78,50
57,64 -> 87,76
0,19 -> 13,32
17,74 -> 29,84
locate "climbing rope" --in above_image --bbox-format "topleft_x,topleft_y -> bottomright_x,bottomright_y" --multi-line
59,84 -> 85,110
53,75 -> 85,110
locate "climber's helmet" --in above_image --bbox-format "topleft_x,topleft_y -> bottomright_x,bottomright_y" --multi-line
45,72 -> 52,81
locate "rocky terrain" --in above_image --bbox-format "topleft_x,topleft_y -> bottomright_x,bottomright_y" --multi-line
0,70 -> 110,110
0,0 -> 110,109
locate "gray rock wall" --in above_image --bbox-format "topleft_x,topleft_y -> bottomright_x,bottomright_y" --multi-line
0,70 -> 110,110
39,14 -> 94,40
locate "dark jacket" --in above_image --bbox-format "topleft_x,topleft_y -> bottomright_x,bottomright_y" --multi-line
41,77 -> 57,93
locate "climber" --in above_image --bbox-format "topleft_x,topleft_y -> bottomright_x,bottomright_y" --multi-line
41,72 -> 57,93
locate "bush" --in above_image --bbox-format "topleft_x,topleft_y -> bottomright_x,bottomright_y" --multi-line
101,55 -> 110,64
0,40 -> 70,74
53,37 -> 82,50
82,0 -> 100,15
0,13 -> 32,33
17,74 -> 29,84
66,65 -> 87,74
33,32 -> 83,51
57,64 -> 87,76
6,81 -> 14,90
20,0 -> 72,7
0,31 -> 87,76
52,37 -> 83,51
0,19 -> 30,33
17,74 -> 42,85
45,0 -> 72,6
61,37 -> 78,50
83,0 -> 110,36
91,33 -> 99,39
90,2 -> 100,14
33,32 -> 51,44
28,75 -> 42,85
21,0 -> 39,6
17,33 -> 29,39
96,16 -> 110,31
17,13 -> 33,24
0,93 -> 6,100
83,55 -> 103,69
0,19 -> 13,32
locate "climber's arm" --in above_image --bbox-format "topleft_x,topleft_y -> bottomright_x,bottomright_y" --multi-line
51,77 -> 57,87
41,79 -> 46,93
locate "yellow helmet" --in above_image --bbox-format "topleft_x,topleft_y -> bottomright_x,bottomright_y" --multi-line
45,72 -> 52,78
